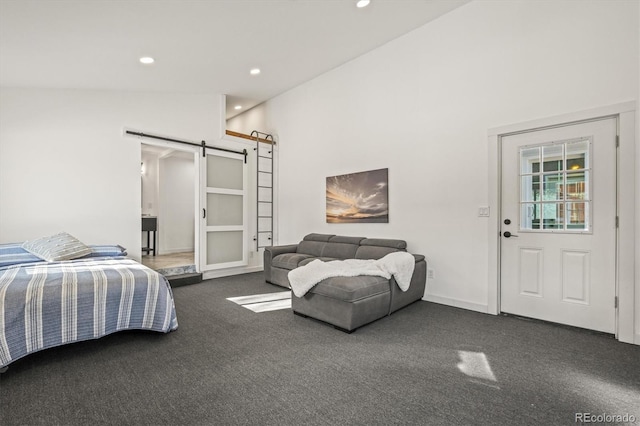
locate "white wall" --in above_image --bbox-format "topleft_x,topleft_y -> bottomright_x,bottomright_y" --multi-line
158,153 -> 195,254
141,149 -> 159,217
261,0 -> 639,314
226,102 -> 268,135
0,87 -> 222,260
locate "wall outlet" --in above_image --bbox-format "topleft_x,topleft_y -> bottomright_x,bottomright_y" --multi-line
427,269 -> 435,280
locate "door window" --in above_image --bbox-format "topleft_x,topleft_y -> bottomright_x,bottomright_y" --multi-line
519,138 -> 591,232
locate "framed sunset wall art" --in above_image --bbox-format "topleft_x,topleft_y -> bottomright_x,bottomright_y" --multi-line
326,168 -> 389,223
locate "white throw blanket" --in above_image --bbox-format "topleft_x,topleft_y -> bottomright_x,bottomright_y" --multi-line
288,251 -> 415,298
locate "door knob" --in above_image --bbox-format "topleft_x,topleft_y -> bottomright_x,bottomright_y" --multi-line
503,231 -> 518,238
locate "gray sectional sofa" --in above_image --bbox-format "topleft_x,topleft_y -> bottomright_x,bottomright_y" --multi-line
264,233 -> 427,332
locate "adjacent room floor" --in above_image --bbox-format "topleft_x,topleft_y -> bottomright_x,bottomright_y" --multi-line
141,251 -> 194,271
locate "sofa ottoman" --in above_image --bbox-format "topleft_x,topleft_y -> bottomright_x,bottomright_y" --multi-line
264,233 -> 427,332
292,275 -> 391,332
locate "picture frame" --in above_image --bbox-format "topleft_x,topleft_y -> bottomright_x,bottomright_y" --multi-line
326,168 -> 388,223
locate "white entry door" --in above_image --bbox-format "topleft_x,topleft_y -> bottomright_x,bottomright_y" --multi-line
500,117 -> 617,333
200,149 -> 248,271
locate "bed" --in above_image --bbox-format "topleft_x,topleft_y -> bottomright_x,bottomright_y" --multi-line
0,240 -> 178,371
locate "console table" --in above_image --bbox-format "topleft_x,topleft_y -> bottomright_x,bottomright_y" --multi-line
142,216 -> 157,256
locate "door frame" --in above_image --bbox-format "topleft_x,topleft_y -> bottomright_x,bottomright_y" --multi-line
488,101 -> 637,344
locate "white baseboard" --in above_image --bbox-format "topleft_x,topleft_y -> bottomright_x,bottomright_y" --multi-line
203,266 -> 263,280
422,294 -> 490,314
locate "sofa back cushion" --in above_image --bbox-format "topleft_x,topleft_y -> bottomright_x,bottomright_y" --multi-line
303,233 -> 335,242
361,238 -> 406,249
321,235 -> 365,259
355,238 -> 407,260
297,233 -> 335,256
296,234 -> 409,260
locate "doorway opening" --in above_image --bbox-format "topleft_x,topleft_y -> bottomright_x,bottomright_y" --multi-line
141,142 -> 197,277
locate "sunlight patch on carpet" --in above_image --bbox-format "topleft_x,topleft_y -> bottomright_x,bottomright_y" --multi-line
227,291 -> 291,312
457,351 -> 500,389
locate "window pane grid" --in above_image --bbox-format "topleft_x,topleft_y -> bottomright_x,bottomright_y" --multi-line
518,138 -> 591,232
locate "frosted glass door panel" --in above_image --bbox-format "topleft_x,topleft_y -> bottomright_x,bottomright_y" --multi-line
207,231 -> 243,264
207,155 -> 243,190
207,193 -> 243,226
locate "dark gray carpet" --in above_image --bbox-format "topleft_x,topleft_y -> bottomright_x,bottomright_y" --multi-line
1,272 -> 638,426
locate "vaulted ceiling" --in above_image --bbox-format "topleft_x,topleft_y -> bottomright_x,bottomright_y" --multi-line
0,0 -> 469,118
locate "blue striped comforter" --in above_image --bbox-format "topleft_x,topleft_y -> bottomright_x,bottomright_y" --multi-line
0,257 -> 178,368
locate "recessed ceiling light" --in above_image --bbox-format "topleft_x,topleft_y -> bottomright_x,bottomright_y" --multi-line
234,105 -> 242,110
250,68 -> 261,75
139,56 -> 155,64
356,0 -> 370,8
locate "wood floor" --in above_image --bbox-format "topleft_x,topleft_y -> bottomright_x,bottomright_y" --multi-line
141,251 -> 194,271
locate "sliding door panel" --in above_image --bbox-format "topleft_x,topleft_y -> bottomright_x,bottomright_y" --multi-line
201,150 -> 247,270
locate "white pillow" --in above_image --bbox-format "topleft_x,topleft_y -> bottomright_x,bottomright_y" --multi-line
22,232 -> 92,262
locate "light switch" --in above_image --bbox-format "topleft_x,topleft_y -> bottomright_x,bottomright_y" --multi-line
478,206 -> 490,217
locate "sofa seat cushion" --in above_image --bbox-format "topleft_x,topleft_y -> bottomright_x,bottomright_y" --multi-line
308,275 -> 390,303
272,253 -> 316,270
298,257 -> 336,267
